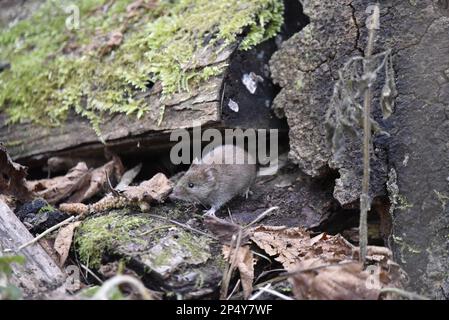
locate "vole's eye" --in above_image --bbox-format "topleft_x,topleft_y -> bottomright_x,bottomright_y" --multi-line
188,183 -> 194,188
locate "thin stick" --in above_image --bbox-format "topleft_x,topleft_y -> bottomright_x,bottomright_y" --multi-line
226,279 -> 241,300
18,216 -> 75,251
359,4 -> 379,265
220,230 -> 243,299
227,208 -> 235,224
79,263 -> 104,284
146,214 -> 217,240
245,206 -> 279,229
249,284 -> 271,300
257,286 -> 294,300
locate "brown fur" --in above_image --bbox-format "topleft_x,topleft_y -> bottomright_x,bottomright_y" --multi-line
170,144 -> 257,215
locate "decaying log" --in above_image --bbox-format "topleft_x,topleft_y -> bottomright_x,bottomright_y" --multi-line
0,0 -> 309,166
0,200 -> 66,297
270,0 -> 449,298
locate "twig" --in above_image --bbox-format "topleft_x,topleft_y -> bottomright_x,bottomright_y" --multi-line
249,283 -> 272,300
245,206 -> 279,229
220,229 -> 243,299
146,214 -> 217,240
379,287 -> 430,300
139,225 -> 172,236
79,263 -> 104,284
251,250 -> 272,264
255,268 -> 286,283
257,286 -> 294,300
227,208 -> 234,224
226,279 -> 241,300
359,3 -> 379,265
18,216 -> 75,251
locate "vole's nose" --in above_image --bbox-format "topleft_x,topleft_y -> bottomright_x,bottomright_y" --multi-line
169,189 -> 179,200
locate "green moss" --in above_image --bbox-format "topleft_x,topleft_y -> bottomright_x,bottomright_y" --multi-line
152,247 -> 173,267
75,211 -> 147,268
177,231 -> 210,262
0,0 -> 284,136
37,204 -> 56,214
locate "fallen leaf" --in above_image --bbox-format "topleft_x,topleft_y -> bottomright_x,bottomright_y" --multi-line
203,215 -> 249,244
222,245 -> 255,299
115,163 -> 142,191
250,225 -> 407,300
122,173 -> 173,203
54,221 -> 82,266
0,143 -> 32,201
27,162 -> 91,204
39,238 -> 61,266
290,258 -> 380,300
67,157 -> 123,203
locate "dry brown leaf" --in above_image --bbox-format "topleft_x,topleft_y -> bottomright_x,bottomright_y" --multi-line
122,173 -> 173,203
250,226 -> 353,270
291,258 -> 380,300
67,157 -> 123,203
27,162 -> 91,204
38,238 -> 61,266
0,143 -> 32,201
250,225 -> 407,300
203,215 -> 249,244
54,221 -> 82,266
222,245 -> 255,299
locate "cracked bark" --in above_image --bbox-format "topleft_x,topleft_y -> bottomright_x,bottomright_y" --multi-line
270,0 -> 449,298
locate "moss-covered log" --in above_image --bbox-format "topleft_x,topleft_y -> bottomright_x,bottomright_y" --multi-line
0,0 -> 302,164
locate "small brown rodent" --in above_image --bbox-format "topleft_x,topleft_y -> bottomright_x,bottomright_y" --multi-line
170,144 -> 257,216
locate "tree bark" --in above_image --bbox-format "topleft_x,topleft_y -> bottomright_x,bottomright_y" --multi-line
270,0 -> 449,298
0,200 -> 66,297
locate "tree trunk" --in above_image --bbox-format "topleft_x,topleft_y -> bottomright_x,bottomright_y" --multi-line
270,0 -> 449,298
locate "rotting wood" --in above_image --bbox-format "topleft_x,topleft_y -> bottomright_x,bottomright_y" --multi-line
0,200 -> 66,297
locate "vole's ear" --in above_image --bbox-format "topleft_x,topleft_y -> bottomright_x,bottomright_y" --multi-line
204,167 -> 218,182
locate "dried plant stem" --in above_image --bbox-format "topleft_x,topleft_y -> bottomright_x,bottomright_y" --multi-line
360,5 -> 379,265
220,229 -> 243,299
18,216 -> 75,251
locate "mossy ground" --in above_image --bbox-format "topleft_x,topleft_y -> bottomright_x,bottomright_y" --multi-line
0,0 -> 284,136
75,210 -> 148,268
